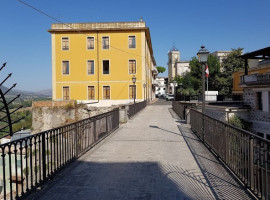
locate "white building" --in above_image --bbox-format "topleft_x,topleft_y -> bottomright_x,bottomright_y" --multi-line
155,77 -> 166,96
167,46 -> 190,93
211,51 -> 231,63
175,61 -> 190,77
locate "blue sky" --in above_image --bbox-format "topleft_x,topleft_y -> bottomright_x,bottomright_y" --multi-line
0,0 -> 269,91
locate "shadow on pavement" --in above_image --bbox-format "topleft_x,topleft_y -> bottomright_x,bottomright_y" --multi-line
29,161 -> 214,200
178,125 -> 255,200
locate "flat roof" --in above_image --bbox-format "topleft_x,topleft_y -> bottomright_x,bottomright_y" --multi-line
240,46 -> 270,59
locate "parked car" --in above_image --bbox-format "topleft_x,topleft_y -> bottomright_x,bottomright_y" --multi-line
159,94 -> 166,99
166,94 -> 174,101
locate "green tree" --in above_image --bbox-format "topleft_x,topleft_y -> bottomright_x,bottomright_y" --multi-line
174,55 -> 221,95
156,66 -> 166,74
207,54 -> 220,91
216,48 -> 244,94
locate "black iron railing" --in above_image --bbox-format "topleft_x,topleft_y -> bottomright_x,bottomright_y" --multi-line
188,108 -> 270,200
172,101 -> 198,120
175,94 -> 243,102
128,101 -> 147,118
0,108 -> 119,200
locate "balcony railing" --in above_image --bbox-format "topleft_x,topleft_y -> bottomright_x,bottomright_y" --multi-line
0,108 -> 119,200
174,105 -> 270,200
241,73 -> 270,85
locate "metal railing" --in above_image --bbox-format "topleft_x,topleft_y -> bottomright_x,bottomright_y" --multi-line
241,73 -> 270,85
128,101 -> 147,118
172,101 -> 197,120
189,109 -> 270,200
0,108 -> 119,200
175,94 -> 243,102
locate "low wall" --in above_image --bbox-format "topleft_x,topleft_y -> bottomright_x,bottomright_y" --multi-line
32,101 -> 117,133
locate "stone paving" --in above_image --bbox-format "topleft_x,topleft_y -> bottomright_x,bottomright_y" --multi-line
29,100 -> 254,200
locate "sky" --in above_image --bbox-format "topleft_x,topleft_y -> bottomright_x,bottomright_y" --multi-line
0,0 -> 270,91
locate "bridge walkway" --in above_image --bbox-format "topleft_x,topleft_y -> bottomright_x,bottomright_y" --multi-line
29,100 -> 254,200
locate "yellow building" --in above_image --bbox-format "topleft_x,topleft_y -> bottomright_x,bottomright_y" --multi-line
233,60 -> 270,94
48,21 -> 157,105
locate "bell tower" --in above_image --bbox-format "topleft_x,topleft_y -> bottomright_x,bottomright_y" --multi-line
168,46 -> 180,82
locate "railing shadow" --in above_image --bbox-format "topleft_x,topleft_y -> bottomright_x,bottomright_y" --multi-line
178,125 -> 255,200
27,161 -> 215,200
150,106 -> 254,199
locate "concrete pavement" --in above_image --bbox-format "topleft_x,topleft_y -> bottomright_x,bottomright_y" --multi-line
29,100 -> 254,200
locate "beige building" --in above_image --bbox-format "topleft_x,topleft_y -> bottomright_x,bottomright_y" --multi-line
211,51 -> 231,63
167,47 -> 180,82
167,46 -> 190,81
175,61 -> 190,77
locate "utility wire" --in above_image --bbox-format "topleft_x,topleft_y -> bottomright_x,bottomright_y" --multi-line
16,0 -> 153,59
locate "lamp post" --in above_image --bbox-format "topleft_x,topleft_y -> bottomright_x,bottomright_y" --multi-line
172,80 -> 177,101
132,75 -> 136,104
197,45 -> 209,143
143,83 -> 146,101
197,45 -> 209,114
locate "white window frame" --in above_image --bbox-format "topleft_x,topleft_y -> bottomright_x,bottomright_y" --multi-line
62,60 -> 70,75
61,37 -> 69,51
86,36 -> 95,50
129,85 -> 136,99
62,86 -> 70,100
128,35 -> 136,49
87,60 -> 95,75
102,60 -> 110,75
87,85 -> 95,100
103,85 -> 111,100
102,36 -> 110,50
128,59 -> 137,75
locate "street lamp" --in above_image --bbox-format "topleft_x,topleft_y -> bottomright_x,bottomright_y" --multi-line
197,45 -> 209,114
197,45 -> 209,143
132,75 -> 136,104
172,80 -> 177,101
143,83 -> 146,101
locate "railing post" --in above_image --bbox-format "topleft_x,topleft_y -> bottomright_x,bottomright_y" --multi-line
93,117 -> 97,142
106,113 -> 108,134
74,123 -> 78,157
42,133 -> 46,181
225,125 -> 230,163
249,136 -> 254,190
202,113 -> 205,143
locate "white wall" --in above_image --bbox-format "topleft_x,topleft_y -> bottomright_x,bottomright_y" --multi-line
175,62 -> 190,77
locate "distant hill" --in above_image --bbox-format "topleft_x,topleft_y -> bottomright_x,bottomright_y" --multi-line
34,89 -> 52,97
0,86 -> 52,98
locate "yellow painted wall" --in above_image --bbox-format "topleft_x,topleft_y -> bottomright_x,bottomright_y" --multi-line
233,65 -> 270,93
52,30 -> 153,101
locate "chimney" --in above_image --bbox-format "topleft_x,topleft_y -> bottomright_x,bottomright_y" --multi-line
140,17 -> 143,22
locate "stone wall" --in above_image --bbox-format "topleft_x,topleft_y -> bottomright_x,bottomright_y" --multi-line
243,88 -> 257,109
32,101 -> 118,134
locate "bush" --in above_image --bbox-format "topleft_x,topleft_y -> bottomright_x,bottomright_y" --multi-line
228,115 -> 252,131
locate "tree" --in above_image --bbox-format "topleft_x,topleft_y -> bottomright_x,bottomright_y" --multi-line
216,48 -> 244,94
156,66 -> 166,74
207,54 -> 220,91
174,55 -> 221,95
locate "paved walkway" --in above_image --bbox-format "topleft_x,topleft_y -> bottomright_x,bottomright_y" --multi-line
29,100 -> 254,200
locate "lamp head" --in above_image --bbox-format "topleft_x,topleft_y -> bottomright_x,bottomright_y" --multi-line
197,45 -> 209,63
